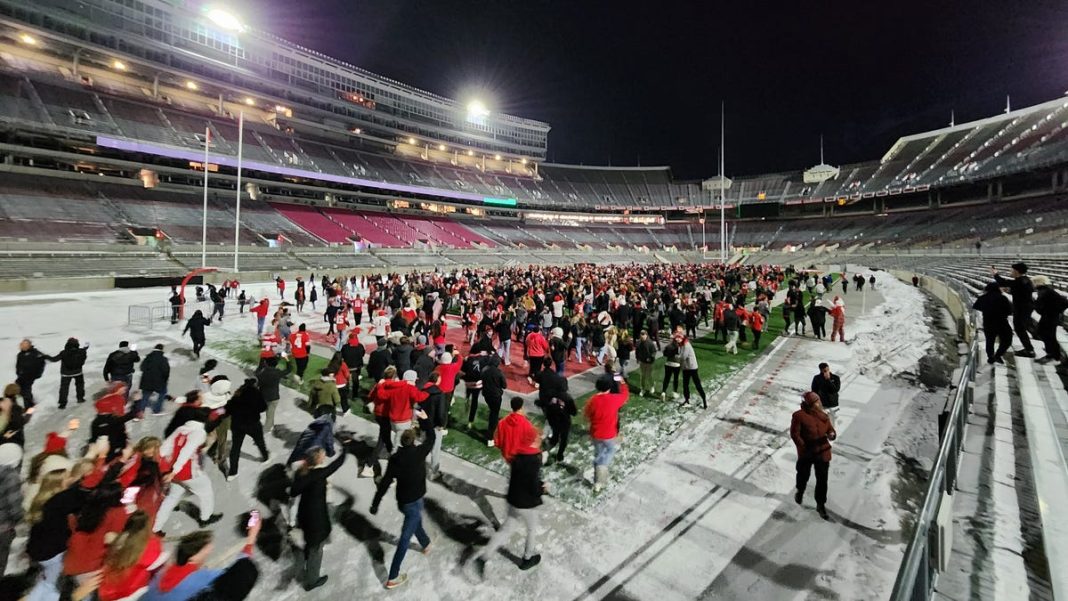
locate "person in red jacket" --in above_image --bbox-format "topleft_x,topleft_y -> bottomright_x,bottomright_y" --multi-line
276,276 -> 286,299
749,310 -> 765,350
791,391 -> 837,519
251,298 -> 270,336
434,352 -> 461,431
289,324 -> 311,383
367,367 -> 398,474
388,370 -> 429,441
98,510 -> 167,601
584,372 -> 629,492
524,330 -> 549,385
494,397 -> 537,464
64,481 -> 131,577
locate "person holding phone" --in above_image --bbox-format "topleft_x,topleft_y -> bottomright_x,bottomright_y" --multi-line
291,445 -> 347,592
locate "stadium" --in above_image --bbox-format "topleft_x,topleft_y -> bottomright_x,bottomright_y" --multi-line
0,1 -> 1064,600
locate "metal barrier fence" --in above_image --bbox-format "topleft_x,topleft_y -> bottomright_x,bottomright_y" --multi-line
890,316 -> 979,601
127,299 -> 218,328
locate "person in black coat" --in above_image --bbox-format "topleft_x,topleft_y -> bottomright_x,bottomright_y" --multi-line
993,262 -> 1036,357
472,429 -> 544,572
367,338 -> 392,383
103,341 -> 140,401
480,354 -> 507,445
370,428 -> 435,588
291,447 -> 347,591
391,338 -> 414,376
138,344 -> 171,415
48,337 -> 88,409
807,299 -> 829,340
810,363 -> 841,421
340,334 -> 366,393
412,346 -> 436,387
226,379 -> 270,479
183,310 -> 213,358
538,363 -> 576,463
418,374 -> 447,475
1032,275 -> 1068,364
973,281 -> 1014,364
15,339 -> 48,409
254,356 -> 291,433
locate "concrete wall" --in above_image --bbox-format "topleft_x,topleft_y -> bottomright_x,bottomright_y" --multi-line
888,269 -> 973,342
0,276 -> 115,293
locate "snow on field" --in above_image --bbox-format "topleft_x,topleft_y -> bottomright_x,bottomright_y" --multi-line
0,271 -> 942,600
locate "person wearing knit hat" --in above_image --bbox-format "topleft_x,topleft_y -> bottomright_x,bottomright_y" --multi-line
1033,274 -> 1068,364
790,391 -> 837,520
471,426 -> 545,574
0,442 -> 22,572
992,262 -> 1036,357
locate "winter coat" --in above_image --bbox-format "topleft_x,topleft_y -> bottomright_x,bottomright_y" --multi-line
367,347 -> 392,382
419,383 -> 448,429
225,385 -> 267,427
678,341 -> 699,371
341,341 -> 366,370
535,369 -> 568,407
413,352 -> 436,386
103,347 -> 141,381
50,339 -> 87,376
480,357 -> 507,401
994,273 -> 1034,314
391,344 -> 414,375
460,354 -> 483,388
291,453 -> 347,546
308,377 -> 340,412
0,405 -> 25,446
183,315 -> 211,341
973,290 -> 1012,328
140,349 -> 171,392
202,378 -> 232,410
585,382 -> 629,440
790,407 -> 836,462
27,482 -> 87,561
1035,285 -> 1068,322
372,429 -> 435,508
807,303 -> 828,326
0,463 -> 23,530
161,421 -> 208,482
507,453 -> 544,509
15,346 -> 47,380
636,338 -> 657,364
810,373 -> 841,409
287,414 -> 336,465
254,359 -> 291,402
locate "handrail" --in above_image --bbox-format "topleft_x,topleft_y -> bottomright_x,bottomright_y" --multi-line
889,310 -> 979,600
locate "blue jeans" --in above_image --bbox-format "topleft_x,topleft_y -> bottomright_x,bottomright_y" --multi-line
257,316 -> 265,336
576,337 -> 586,362
138,387 -> 167,414
498,339 -> 512,363
593,438 -> 618,467
388,498 -> 430,580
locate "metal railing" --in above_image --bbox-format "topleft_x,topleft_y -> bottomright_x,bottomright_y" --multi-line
890,313 -> 979,601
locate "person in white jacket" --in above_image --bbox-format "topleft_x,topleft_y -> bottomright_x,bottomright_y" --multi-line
154,415 -> 222,533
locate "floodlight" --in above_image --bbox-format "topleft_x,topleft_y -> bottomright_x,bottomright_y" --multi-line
520,158 -> 528,165
206,8 -> 245,32
466,150 -> 474,156
112,60 -> 127,71
17,33 -> 37,45
437,144 -> 446,151
407,137 -> 417,145
243,97 -> 255,106
185,80 -> 199,90
467,99 -> 489,119
494,154 -> 502,161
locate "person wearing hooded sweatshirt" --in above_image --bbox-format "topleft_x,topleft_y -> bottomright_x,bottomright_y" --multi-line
538,365 -> 577,464
677,333 -> 707,409
104,341 -> 141,398
791,391 -> 837,519
367,337 -> 392,383
828,296 -> 846,343
524,329 -> 549,385
225,379 -> 270,481
202,377 -> 232,466
370,427 -> 436,590
973,281 -> 1014,364
660,336 -> 681,399
143,525 -> 260,601
1033,274 -> 1068,364
182,311 -> 212,358
340,331 -> 366,394
480,354 -> 507,446
494,397 -> 537,464
14,338 -> 48,409
585,373 -> 629,492
254,355 -> 291,433
0,443 -> 23,573
418,372 -> 447,476
993,262 -> 1037,357
139,344 -> 171,415
155,411 -> 223,533
49,337 -> 88,408
472,427 -> 545,574
308,368 -> 341,421
807,297 -> 829,340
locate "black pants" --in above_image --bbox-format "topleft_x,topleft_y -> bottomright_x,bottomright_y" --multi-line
682,368 -> 706,406
738,327 -> 747,342
58,374 -> 85,407
192,336 -> 206,357
15,376 -> 35,408
1038,317 -> 1062,360
312,405 -> 336,422
984,322 -> 1013,361
295,357 -> 309,379
485,394 -> 502,442
783,313 -> 792,332
796,456 -> 829,506
1013,311 -> 1035,353
228,421 -> 269,476
685,324 -> 697,339
170,305 -> 180,324
339,385 -> 350,414
794,314 -> 806,334
466,387 -> 482,424
211,302 -> 225,321
546,412 -> 571,461
812,322 -> 825,339
375,415 -> 393,457
662,365 -> 680,394
751,329 -> 762,349
528,356 -> 544,378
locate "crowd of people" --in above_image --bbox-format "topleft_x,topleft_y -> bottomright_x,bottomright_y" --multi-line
6,259 -> 1057,599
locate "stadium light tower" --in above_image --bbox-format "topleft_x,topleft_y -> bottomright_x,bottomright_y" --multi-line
206,8 -> 246,32
467,99 -> 490,121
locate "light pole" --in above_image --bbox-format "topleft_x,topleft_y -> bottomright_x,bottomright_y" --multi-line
233,110 -> 244,272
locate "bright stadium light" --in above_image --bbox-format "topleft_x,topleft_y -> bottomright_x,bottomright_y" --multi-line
407,137 -> 417,145
243,97 -> 255,106
17,33 -> 37,46
185,80 -> 199,91
437,144 -> 446,151
112,60 -> 127,71
467,99 -> 489,120
466,150 -> 474,156
494,154 -> 502,161
520,158 -> 528,165
206,8 -> 246,32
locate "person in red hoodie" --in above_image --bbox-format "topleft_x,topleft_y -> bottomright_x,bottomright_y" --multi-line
289,324 -> 311,383
368,367 -> 399,465
251,298 -> 270,337
584,371 -> 629,492
494,397 -> 537,464
64,480 -> 131,577
524,330 -> 549,386
388,370 -> 429,444
98,509 -> 167,601
434,351 -> 461,431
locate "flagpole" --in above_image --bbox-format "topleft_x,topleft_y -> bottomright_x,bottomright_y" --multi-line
201,124 -> 209,268
233,110 -> 243,273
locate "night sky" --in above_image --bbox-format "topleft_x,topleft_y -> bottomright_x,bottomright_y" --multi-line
245,1 -> 1068,179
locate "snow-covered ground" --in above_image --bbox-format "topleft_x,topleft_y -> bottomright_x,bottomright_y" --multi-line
0,272 -> 942,600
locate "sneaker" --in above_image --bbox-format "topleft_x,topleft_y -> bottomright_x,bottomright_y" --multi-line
226,474 -> 237,482
487,440 -> 495,448
359,465 -> 373,478
1016,350 -> 1036,358
385,574 -> 408,589
421,542 -> 432,555
197,513 -> 224,527
262,453 -> 272,463
817,505 -> 830,521
995,355 -> 1005,364
794,490 -> 802,505
1037,356 -> 1054,365
519,554 -> 542,570
660,392 -> 666,401
304,576 -> 328,591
